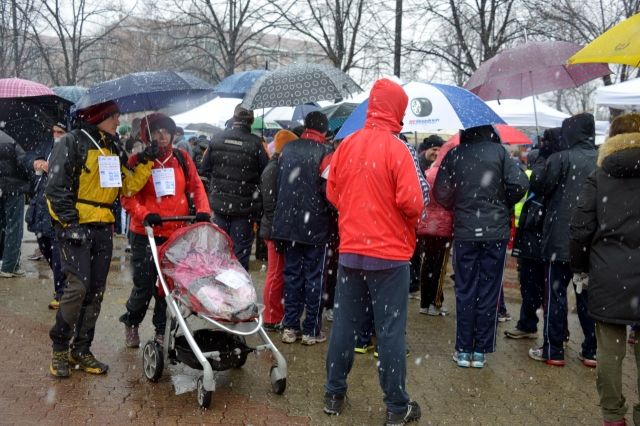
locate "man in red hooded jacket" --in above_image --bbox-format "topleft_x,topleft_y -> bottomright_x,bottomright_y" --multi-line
323,79 -> 428,425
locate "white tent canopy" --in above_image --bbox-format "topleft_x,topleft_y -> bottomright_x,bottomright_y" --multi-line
485,97 -> 569,128
595,78 -> 640,111
171,97 -> 241,129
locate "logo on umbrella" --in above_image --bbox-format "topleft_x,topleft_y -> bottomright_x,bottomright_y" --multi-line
410,98 -> 433,117
614,42 -> 630,51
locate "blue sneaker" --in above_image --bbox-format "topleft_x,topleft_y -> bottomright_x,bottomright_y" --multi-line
472,352 -> 485,368
453,351 -> 471,368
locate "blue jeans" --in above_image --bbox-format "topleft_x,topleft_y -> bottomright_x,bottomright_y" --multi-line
0,194 -> 24,273
325,264 -> 410,414
516,258 -> 545,333
213,213 -> 256,271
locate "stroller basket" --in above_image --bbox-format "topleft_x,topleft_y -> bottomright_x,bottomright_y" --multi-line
173,329 -> 252,371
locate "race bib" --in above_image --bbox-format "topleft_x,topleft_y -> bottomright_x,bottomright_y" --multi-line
152,168 -> 176,197
98,156 -> 122,188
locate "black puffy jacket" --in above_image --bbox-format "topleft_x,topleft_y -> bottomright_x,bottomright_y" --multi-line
433,125 -> 529,241
570,132 -> 640,325
530,113 -> 597,262
0,130 -> 30,196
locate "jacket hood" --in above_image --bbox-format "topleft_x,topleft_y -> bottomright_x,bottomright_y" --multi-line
526,149 -> 539,167
543,127 -> 567,153
459,125 -> 500,144
561,113 -> 595,150
598,132 -> 640,177
364,79 -> 407,133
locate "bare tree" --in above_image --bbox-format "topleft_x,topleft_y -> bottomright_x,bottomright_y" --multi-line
0,0 -> 39,78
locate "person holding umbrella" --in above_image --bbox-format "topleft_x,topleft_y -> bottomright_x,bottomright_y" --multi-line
45,100 -> 161,378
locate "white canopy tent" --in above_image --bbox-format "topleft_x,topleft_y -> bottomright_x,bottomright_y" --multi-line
171,97 -> 241,129
594,78 -> 640,111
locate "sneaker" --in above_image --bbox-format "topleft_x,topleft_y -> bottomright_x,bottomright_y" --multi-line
453,351 -> 471,368
578,352 -> 597,367
374,346 -> 411,358
408,291 -> 421,300
323,392 -> 345,415
154,332 -> 164,346
281,329 -> 302,343
48,297 -> 61,310
28,249 -> 44,261
0,269 -> 26,278
50,350 -> 70,378
420,304 -> 449,316
604,419 -> 628,426
629,329 -> 635,344
69,351 -> 109,374
504,328 -> 538,339
124,324 -> 140,348
471,352 -> 486,368
384,401 -> 421,426
302,331 -> 327,346
263,322 -> 284,332
498,312 -> 512,322
125,245 -> 131,253
325,309 -> 334,322
529,347 -> 565,366
354,342 -> 375,354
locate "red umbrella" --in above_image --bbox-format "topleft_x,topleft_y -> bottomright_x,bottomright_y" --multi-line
447,124 -> 532,146
0,77 -> 56,98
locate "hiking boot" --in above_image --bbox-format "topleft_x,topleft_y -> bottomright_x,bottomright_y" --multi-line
355,341 -> 375,354
453,351 -> 471,368
48,297 -> 61,310
578,351 -> 597,367
323,392 -> 345,415
504,328 -> 538,339
69,351 -> 109,374
0,269 -> 26,278
420,304 -> 449,316
384,401 -> 421,426
498,312 -> 512,322
125,324 -> 140,348
281,329 -> 302,343
471,352 -> 486,368
529,347 -> 565,366
302,331 -> 327,346
154,332 -> 164,346
50,350 -> 70,378
325,308 -> 334,322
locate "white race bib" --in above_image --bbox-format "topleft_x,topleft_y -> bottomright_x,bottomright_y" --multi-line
98,156 -> 122,188
152,168 -> 176,197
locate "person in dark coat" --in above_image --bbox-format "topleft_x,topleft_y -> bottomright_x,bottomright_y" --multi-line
172,126 -> 194,159
0,129 -> 30,278
528,113 -> 598,367
570,113 -> 640,426
23,121 -> 67,308
433,125 -> 528,368
418,135 -> 445,173
199,105 -> 269,270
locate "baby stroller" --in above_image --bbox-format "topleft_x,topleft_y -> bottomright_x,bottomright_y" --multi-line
141,217 -> 287,408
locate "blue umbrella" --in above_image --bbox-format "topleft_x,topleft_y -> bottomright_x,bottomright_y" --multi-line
72,71 -> 215,114
214,70 -> 269,98
52,86 -> 88,103
335,82 -> 506,140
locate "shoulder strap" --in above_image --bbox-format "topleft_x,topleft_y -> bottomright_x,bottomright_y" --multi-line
172,148 -> 189,181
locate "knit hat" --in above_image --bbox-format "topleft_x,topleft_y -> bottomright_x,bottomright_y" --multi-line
77,101 -> 120,125
118,124 -> 132,136
53,120 -> 68,131
291,125 -> 305,137
140,113 -> 177,144
304,111 -> 329,134
420,135 -> 445,152
274,130 -> 298,154
233,105 -> 254,124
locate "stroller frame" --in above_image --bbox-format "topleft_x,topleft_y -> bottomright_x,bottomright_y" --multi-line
142,217 -> 287,408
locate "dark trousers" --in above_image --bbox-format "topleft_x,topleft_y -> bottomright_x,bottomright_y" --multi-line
325,264 -> 410,414
37,235 -> 65,299
418,235 -> 450,309
409,240 -> 422,293
50,225 -> 112,353
282,241 -> 327,336
542,261 -> 596,361
0,194 -> 24,273
356,299 -> 375,346
324,235 -> 340,310
214,213 -> 256,271
119,232 -> 168,334
454,239 -> 507,354
515,258 -> 545,333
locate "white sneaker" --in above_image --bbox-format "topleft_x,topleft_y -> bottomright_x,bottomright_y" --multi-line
0,269 -> 26,278
325,309 -> 333,322
420,304 -> 449,316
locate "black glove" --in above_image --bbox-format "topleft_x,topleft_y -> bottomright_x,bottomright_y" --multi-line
64,223 -> 86,245
139,140 -> 161,164
538,143 -> 553,159
195,212 -> 211,223
144,213 -> 163,227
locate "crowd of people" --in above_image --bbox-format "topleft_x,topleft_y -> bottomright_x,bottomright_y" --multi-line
0,76 -> 639,426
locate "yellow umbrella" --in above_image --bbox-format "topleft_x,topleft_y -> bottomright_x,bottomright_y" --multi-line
567,12 -> 640,67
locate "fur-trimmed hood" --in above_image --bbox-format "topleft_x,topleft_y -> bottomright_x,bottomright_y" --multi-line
598,132 -> 640,178
598,132 -> 640,166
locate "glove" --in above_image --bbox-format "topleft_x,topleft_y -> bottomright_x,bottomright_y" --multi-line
144,213 -> 163,227
64,223 -> 86,245
195,212 -> 211,223
573,272 -> 589,294
138,140 -> 161,164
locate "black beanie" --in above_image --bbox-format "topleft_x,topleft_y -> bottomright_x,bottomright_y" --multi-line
420,135 -> 445,152
304,111 -> 329,133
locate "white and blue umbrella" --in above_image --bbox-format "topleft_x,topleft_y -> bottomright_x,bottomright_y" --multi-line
335,81 -> 506,140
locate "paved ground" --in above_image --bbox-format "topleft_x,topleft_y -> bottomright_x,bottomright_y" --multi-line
0,230 -> 638,425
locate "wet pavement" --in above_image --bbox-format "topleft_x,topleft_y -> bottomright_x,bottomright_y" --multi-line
1,230 -> 638,425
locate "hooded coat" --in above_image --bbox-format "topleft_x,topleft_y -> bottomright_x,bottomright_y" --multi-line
530,113 -> 597,262
433,125 -> 529,241
570,132 -> 640,325
0,130 -> 30,196
327,78 -> 429,261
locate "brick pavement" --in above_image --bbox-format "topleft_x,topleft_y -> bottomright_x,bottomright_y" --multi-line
0,234 -> 638,425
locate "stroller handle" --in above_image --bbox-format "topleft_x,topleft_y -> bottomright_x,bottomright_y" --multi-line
142,216 -> 197,227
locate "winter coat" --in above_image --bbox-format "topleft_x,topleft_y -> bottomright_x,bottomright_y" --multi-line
327,79 -> 429,261
259,155 -> 278,240
122,146 -> 210,239
45,122 -> 153,225
433,126 -> 529,242
199,125 -> 268,217
570,132 -> 640,325
23,139 -> 55,238
530,113 -> 597,262
271,129 -> 335,245
193,138 -> 209,165
417,139 -> 456,238
0,130 -> 30,196
173,135 -> 194,159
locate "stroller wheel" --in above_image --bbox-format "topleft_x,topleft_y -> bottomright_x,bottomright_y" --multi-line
142,341 -> 164,382
197,376 -> 212,409
270,364 -> 286,395
234,336 -> 248,368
